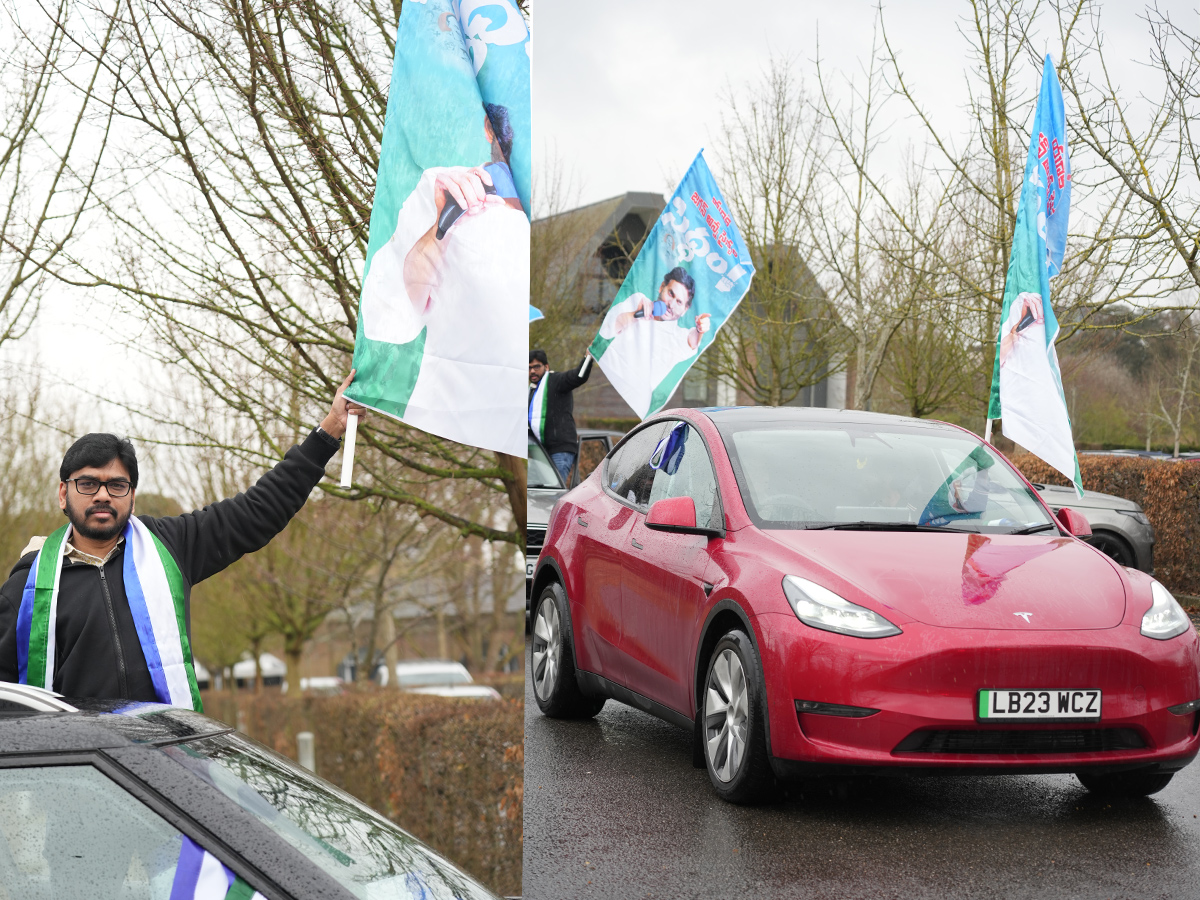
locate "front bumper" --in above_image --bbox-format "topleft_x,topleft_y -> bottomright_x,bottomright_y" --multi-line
755,611 -> 1200,776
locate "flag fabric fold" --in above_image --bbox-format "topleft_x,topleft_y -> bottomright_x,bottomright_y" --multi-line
987,55 -> 1081,495
588,151 -> 754,420
346,0 -> 530,457
169,836 -> 265,900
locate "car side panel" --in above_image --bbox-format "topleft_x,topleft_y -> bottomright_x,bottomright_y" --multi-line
620,517 -> 714,716
550,478 -> 633,684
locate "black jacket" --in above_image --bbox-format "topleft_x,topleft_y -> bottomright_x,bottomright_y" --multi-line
531,359 -> 591,455
0,428 -> 340,701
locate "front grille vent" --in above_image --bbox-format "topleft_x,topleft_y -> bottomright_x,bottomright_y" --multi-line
525,527 -> 546,554
894,728 -> 1145,755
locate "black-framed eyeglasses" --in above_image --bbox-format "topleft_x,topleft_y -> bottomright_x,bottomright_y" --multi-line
66,477 -> 132,498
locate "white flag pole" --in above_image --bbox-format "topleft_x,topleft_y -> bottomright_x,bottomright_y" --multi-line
578,353 -> 593,378
339,413 -> 358,487
984,418 -> 993,444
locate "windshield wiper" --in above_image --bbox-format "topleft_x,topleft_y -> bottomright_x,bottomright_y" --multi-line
806,521 -> 973,533
1008,523 -> 1060,535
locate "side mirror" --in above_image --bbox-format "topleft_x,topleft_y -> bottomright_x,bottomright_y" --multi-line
645,496 -> 723,537
1055,507 -> 1092,537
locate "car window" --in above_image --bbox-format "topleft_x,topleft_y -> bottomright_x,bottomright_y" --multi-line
647,423 -> 722,530
576,437 -> 613,485
164,734 -> 496,900
528,434 -> 563,489
605,423 -> 669,510
0,764 -> 186,900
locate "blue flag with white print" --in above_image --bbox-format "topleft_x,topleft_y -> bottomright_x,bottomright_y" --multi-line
588,151 -> 754,419
986,55 -> 1080,495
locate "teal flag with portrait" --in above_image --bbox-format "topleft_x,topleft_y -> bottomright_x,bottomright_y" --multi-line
346,0 -> 530,457
588,152 -> 754,419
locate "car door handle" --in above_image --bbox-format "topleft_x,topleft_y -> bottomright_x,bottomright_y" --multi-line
631,539 -> 644,550
577,516 -> 588,527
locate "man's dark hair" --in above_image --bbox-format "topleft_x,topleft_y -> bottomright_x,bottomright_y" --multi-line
484,103 -> 514,161
60,433 -> 139,487
663,266 -> 696,303
530,349 -> 548,366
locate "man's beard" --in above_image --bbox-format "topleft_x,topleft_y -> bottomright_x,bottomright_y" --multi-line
66,501 -> 131,541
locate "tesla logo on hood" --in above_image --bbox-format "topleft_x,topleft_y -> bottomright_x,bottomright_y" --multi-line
1014,612 -> 1033,623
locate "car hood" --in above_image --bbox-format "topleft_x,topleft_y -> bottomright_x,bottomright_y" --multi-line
762,530 -> 1126,630
528,487 -> 565,529
1035,484 -> 1139,511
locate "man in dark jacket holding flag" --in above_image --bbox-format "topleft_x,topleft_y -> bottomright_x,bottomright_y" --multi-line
529,349 -> 591,483
0,372 -> 366,708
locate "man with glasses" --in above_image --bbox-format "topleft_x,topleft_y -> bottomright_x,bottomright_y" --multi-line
0,373 -> 366,704
529,349 -> 591,484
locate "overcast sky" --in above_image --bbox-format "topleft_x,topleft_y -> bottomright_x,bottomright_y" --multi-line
532,0 -> 1195,206
5,0 -> 1194,473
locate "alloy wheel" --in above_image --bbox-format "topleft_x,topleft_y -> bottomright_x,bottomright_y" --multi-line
531,596 -> 561,701
705,647 -> 749,782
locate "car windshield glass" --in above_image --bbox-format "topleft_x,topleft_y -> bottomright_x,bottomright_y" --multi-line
720,422 -> 1054,534
396,669 -> 472,686
528,434 -> 563,489
163,734 -> 496,900
0,764 -> 186,899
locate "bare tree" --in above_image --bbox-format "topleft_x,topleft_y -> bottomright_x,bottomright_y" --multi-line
708,61 -> 843,406
0,2 -> 113,351
38,0 -> 523,547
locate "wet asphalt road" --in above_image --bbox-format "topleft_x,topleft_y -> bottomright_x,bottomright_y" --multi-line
523,642 -> 1200,900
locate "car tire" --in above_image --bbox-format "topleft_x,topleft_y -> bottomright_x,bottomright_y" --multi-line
1087,530 -> 1136,568
1076,770 -> 1174,797
701,629 -> 773,804
530,582 -> 605,719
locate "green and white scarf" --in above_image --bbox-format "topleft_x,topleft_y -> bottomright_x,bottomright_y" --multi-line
18,518 -> 202,710
528,374 -> 549,442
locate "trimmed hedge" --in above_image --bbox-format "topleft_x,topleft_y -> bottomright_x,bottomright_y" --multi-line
1009,452 -> 1200,595
201,690 -> 522,898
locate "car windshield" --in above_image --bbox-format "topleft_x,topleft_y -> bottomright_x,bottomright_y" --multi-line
528,434 -> 563,489
163,734 -> 496,900
720,421 -> 1055,534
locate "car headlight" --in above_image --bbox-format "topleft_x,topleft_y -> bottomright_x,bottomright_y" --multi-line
1116,509 -> 1151,527
1141,580 -> 1192,640
782,576 -> 901,638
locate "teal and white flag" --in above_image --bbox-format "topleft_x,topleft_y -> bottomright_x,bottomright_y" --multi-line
347,0 -> 530,457
17,518 -> 202,711
588,152 -> 754,419
170,836 -> 265,900
987,55 -> 1081,494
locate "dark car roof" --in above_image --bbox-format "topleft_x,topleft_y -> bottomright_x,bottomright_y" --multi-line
0,699 -> 230,754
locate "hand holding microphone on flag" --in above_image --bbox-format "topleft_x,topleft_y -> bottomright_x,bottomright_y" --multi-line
998,292 -> 1044,367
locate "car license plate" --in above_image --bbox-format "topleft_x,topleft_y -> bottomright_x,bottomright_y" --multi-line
526,560 -> 535,578
978,689 -> 1101,721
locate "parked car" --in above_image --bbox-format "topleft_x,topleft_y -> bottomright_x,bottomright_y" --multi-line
0,683 -> 499,898
393,660 -> 501,700
1032,482 -> 1154,571
530,407 -> 1200,804
526,429 -> 623,603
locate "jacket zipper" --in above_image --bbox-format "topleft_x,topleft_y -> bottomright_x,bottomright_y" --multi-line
98,566 -> 129,698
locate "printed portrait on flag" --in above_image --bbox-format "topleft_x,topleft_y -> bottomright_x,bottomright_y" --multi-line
589,152 -> 754,420
346,0 -> 530,457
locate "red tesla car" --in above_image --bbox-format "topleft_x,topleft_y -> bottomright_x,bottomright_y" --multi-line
528,407 -> 1200,804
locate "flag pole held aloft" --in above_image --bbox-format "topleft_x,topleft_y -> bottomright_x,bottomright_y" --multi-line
339,413 -> 358,488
